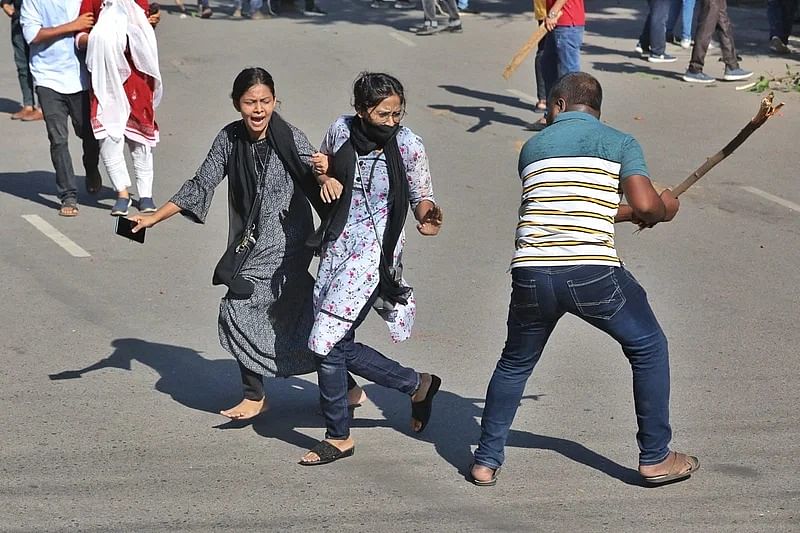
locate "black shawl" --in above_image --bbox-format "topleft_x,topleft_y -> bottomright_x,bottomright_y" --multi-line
213,113 -> 321,296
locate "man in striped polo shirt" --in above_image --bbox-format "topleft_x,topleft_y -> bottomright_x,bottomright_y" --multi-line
470,73 -> 699,487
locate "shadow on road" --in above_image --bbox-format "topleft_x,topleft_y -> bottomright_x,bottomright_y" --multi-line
48,338 -> 643,483
0,170 -> 115,211
0,97 -> 22,114
364,385 -> 645,486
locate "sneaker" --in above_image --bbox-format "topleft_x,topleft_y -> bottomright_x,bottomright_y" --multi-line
459,7 -> 480,14
682,70 -> 716,84
393,1 -> 415,9
250,10 -> 267,18
303,6 -> 327,16
416,23 -> 443,36
138,197 -> 157,213
769,36 -> 790,55
111,197 -> 132,216
634,42 -> 649,58
232,7 -> 242,16
680,38 -> 691,49
648,53 -> 677,63
723,67 -> 753,81
370,0 -> 392,7
448,21 -> 463,33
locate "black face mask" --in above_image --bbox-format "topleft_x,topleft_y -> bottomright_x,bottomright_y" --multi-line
361,120 -> 399,145
350,116 -> 399,155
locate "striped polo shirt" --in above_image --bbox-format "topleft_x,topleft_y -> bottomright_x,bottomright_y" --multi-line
512,111 -> 649,268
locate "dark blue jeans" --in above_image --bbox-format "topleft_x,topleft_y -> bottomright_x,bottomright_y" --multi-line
474,265 -> 673,470
542,25 -> 584,99
767,0 -> 797,43
315,291 -> 419,440
639,0 -> 673,55
10,17 -> 35,108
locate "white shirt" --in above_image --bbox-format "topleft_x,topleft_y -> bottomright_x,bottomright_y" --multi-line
20,0 -> 88,94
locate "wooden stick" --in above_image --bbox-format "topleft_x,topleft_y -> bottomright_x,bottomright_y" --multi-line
502,0 -> 569,80
671,92 -> 784,196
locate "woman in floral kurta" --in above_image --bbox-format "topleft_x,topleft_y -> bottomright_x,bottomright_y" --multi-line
300,72 -> 444,466
308,115 -> 434,354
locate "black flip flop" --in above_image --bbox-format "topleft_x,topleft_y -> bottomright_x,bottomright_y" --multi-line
298,441 -> 355,466
467,464 -> 500,487
411,374 -> 442,433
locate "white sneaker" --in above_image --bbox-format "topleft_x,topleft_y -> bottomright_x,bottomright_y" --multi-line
680,38 -> 691,49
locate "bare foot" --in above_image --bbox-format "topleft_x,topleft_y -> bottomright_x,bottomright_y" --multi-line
410,372 -> 432,432
220,397 -> 269,420
300,437 -> 354,464
347,385 -> 367,407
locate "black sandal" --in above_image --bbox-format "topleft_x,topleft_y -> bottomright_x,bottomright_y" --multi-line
298,441 -> 355,466
411,374 -> 441,433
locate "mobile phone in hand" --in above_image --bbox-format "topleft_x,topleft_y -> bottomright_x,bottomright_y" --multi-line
115,217 -> 145,243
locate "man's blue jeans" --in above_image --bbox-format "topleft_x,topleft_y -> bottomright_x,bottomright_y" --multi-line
315,291 -> 419,440
667,0 -> 697,41
542,25 -> 584,99
639,0 -> 672,55
474,265 -> 673,470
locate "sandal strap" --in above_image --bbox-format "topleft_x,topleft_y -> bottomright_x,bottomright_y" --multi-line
309,441 -> 345,462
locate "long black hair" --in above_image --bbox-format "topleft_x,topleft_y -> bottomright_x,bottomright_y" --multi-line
231,67 -> 275,110
352,72 -> 405,114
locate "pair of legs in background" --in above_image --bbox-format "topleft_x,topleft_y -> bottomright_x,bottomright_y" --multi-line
9,13 -> 41,121
530,24 -> 583,129
684,0 -> 752,82
99,135 -> 155,216
471,265 -> 698,486
36,87 -> 100,216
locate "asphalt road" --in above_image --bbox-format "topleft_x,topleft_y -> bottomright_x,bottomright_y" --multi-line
1,1 -> 799,531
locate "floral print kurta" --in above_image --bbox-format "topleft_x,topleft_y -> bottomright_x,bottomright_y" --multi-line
309,115 -> 436,356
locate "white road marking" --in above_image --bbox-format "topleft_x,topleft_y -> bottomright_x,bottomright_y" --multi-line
22,214 -> 91,258
740,186 -> 800,213
506,89 -> 539,105
388,32 -> 417,47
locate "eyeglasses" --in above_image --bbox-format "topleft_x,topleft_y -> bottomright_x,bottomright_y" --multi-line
368,107 -> 405,121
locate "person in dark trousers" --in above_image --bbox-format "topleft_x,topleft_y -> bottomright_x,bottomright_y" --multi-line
20,0 -> 101,216
635,0 -> 678,63
2,0 -> 42,121
470,72 -> 699,488
767,0 -> 796,54
682,0 -> 752,83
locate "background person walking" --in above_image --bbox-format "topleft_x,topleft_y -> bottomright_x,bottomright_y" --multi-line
2,0 -> 42,121
20,0 -> 101,217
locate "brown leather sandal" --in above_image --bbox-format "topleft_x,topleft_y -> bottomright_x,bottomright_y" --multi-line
641,451 -> 700,485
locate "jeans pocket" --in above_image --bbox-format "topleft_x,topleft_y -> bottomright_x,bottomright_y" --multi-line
567,267 -> 625,320
509,277 -> 541,327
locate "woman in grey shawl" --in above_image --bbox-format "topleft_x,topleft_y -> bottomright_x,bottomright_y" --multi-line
129,68 -> 365,419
